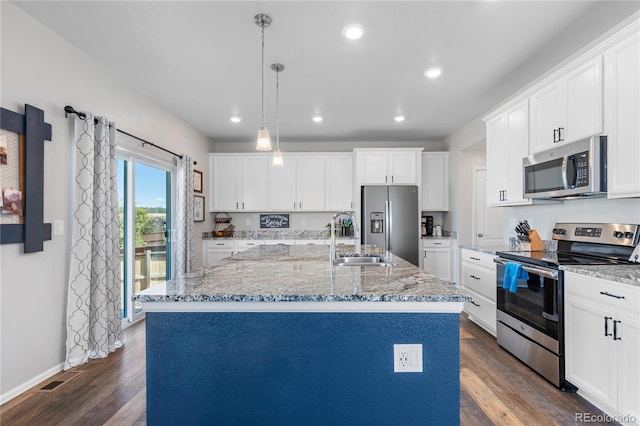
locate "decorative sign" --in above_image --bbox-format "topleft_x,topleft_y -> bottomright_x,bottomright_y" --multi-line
260,213 -> 289,229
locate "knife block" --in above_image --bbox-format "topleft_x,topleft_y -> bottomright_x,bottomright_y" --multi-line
528,230 -> 546,252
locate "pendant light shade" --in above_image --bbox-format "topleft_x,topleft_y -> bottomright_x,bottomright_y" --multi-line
271,63 -> 285,167
255,14 -> 272,151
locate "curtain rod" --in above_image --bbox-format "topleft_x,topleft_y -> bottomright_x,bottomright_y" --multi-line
64,105 -> 196,165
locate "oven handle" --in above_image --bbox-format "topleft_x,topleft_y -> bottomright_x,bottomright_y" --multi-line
493,258 -> 559,280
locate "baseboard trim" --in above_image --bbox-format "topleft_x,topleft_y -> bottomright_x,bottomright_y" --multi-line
0,362 -> 64,405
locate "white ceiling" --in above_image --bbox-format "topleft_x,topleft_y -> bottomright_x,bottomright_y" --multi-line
12,1 -> 640,144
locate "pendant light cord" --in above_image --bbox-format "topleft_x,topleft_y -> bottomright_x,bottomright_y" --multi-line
276,67 -> 280,149
261,25 -> 266,129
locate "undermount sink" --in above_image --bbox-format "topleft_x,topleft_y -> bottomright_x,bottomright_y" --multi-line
333,254 -> 396,267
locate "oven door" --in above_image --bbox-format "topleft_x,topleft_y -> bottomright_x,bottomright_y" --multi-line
495,258 -> 560,341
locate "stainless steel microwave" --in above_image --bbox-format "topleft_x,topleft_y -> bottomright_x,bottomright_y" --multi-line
523,136 -> 607,199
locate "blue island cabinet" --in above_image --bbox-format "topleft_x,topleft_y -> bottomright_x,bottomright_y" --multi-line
145,310 -> 461,425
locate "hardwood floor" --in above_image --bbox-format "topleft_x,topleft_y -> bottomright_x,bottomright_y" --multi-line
1,314 -> 611,425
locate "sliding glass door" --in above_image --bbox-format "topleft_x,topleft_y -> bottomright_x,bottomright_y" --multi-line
118,153 -> 174,323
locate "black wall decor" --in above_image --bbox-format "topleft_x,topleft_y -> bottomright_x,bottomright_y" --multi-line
260,214 -> 290,229
0,104 -> 52,253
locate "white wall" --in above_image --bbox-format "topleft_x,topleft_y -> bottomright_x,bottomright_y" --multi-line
0,2 -> 213,401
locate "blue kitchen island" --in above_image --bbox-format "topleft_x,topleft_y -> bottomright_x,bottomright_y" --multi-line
135,245 -> 469,425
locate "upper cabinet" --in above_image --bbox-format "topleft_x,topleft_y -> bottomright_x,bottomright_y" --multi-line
421,152 -> 449,211
354,148 -> 422,185
485,100 -> 532,206
325,154 -> 354,210
604,27 -> 640,199
529,56 -> 603,154
210,155 -> 269,212
210,153 -> 353,212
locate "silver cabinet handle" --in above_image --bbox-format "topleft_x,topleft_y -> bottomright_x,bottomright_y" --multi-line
493,258 -> 558,279
236,202 -> 239,209
599,291 -> 625,300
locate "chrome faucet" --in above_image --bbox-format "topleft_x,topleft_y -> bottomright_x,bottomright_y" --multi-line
330,211 -> 359,265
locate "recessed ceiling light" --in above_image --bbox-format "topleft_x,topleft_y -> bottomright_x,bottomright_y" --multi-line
342,24 -> 365,40
230,116 -> 241,123
394,115 -> 405,122
424,67 -> 443,79
312,116 -> 323,123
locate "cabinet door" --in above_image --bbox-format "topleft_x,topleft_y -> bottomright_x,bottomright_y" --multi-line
564,296 -> 617,410
359,151 -> 388,184
605,31 -> 640,198
297,156 -> 325,210
389,151 -> 418,184
241,156 -> 269,210
564,56 -> 603,144
210,155 -> 240,211
423,248 -> 451,282
617,312 -> 640,423
326,155 -> 354,210
269,156 -> 297,210
529,81 -> 562,154
505,100 -> 529,204
421,153 -> 449,211
485,114 -> 507,205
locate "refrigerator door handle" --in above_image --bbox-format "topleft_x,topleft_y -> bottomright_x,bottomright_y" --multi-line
387,200 -> 392,251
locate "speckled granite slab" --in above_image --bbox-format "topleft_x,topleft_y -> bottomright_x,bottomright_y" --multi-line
459,244 -> 512,255
135,245 -> 470,303
561,264 -> 640,287
202,230 -> 356,240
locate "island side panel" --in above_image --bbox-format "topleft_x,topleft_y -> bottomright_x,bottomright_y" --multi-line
146,311 -> 460,425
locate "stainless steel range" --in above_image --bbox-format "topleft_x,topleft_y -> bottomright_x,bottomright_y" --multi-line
494,223 -> 639,390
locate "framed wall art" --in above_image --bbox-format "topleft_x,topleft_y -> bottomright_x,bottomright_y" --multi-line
193,169 -> 203,193
194,195 -> 205,222
0,104 -> 52,253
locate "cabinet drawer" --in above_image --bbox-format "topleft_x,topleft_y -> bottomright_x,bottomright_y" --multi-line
236,240 -> 263,250
461,263 -> 496,300
464,289 -> 497,334
263,240 -> 295,246
423,239 -> 452,248
461,249 -> 496,267
565,271 -> 639,315
206,240 -> 235,249
294,240 -> 326,245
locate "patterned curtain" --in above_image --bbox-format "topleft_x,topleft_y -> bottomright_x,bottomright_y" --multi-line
174,154 -> 194,277
65,115 -> 123,369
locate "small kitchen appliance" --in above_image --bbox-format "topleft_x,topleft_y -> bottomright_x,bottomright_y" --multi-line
494,222 -> 639,390
422,215 -> 433,237
523,135 -> 607,199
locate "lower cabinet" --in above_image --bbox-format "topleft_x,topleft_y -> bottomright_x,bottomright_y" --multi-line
203,240 -> 236,267
565,271 -> 639,425
460,249 -> 497,336
422,239 -> 453,282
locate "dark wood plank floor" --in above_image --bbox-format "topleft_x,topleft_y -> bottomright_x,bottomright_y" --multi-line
1,313 -> 612,425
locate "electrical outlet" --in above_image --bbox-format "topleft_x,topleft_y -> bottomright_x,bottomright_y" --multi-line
246,219 -> 250,226
301,219 -> 307,226
394,344 -> 423,373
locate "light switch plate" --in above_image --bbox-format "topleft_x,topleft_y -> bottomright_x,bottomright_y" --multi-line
54,220 -> 64,236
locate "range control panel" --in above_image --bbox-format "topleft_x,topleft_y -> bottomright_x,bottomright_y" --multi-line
552,223 -> 640,246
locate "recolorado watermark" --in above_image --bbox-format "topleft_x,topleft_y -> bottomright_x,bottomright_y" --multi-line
575,412 -> 637,423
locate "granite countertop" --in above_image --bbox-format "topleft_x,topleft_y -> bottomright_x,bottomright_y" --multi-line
202,230 -> 356,241
561,264 -> 640,287
459,244 -> 512,255
135,245 -> 470,304
421,236 -> 457,240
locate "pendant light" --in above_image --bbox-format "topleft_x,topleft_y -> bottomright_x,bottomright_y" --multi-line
271,63 -> 284,167
255,14 -> 272,151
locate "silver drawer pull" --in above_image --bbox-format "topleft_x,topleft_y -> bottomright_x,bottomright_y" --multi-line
434,242 -> 442,245
470,256 -> 481,261
470,275 -> 480,280
470,301 -> 480,307
599,291 -> 625,300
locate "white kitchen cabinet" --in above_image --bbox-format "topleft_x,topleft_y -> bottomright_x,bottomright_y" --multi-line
355,148 -> 422,185
203,240 -> 236,267
297,156 -> 325,210
235,240 -> 263,252
460,249 -> 497,336
422,239 -> 452,282
210,154 -> 269,212
294,239 -> 327,246
269,156 -> 297,210
529,56 -> 603,154
325,155 -> 354,210
269,155 -> 326,211
605,27 -> 640,199
565,272 -> 639,425
421,152 -> 449,211
485,100 -> 531,206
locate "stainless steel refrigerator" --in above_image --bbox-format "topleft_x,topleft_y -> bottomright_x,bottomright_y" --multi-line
361,185 -> 419,266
